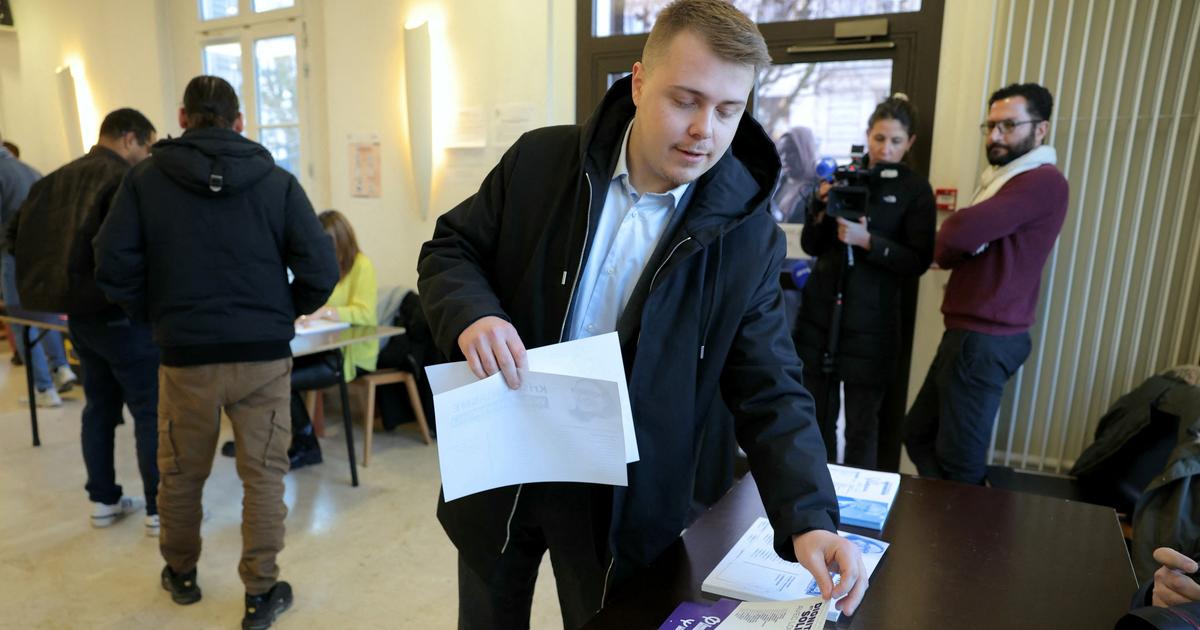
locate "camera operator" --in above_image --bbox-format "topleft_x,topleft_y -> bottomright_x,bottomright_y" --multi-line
793,94 -> 936,469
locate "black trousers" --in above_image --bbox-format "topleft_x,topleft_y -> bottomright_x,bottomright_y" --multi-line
903,329 -> 1031,484
806,369 -> 888,469
457,483 -> 611,630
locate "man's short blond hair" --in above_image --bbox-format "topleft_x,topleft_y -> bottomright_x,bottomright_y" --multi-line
642,0 -> 771,75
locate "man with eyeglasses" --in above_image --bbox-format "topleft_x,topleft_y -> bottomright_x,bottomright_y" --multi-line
903,82 -> 1068,485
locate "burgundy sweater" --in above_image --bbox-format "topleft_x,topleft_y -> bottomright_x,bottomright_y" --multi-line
935,164 -> 1069,335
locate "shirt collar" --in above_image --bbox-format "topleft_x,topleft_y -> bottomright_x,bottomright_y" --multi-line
612,120 -> 690,206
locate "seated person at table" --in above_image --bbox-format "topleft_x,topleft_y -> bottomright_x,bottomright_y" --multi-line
288,210 -> 379,468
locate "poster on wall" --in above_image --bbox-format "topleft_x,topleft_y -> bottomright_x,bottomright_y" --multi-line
348,135 -> 381,198
0,0 -> 14,30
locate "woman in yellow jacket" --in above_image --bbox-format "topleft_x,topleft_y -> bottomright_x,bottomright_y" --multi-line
288,210 -> 378,468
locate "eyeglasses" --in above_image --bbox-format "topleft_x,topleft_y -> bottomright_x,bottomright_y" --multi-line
980,119 -> 1043,135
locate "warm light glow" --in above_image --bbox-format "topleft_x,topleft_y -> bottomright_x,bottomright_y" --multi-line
61,57 -> 99,150
402,6 -> 455,215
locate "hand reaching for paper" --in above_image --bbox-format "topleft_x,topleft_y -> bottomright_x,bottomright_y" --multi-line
458,315 -> 528,389
792,529 -> 867,615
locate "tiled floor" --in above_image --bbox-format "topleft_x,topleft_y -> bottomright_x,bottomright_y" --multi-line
0,350 -> 560,629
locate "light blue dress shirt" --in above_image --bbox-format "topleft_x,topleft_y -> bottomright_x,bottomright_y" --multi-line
567,122 -> 691,341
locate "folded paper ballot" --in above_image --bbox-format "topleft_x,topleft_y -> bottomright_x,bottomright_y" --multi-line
702,517 -> 888,622
426,332 -> 638,463
433,370 -> 628,501
827,463 -> 901,530
657,597 -> 829,630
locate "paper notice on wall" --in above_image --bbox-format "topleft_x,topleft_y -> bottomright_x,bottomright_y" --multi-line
447,106 -> 487,148
348,135 -> 381,198
492,102 -> 539,148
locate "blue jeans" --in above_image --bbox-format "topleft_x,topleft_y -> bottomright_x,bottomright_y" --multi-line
903,329 -> 1032,484
69,317 -> 160,513
1,253 -> 67,392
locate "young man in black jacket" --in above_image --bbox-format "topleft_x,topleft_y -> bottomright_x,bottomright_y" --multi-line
9,108 -> 162,534
418,1 -> 864,627
94,76 -> 338,630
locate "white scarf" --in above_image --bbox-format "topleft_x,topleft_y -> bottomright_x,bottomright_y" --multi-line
971,144 -> 1058,205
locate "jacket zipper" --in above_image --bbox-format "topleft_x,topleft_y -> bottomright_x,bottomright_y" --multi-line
637,236 -> 694,347
503,172 -> 594,556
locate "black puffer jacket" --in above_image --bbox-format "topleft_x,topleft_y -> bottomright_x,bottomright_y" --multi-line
95,127 -> 338,366
419,76 -> 837,584
793,163 -> 935,385
8,146 -> 128,318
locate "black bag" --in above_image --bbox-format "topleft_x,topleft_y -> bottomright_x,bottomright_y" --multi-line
375,292 -> 439,433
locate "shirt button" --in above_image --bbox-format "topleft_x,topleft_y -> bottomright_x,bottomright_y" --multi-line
630,210 -> 639,218
587,324 -> 596,332
607,266 -> 616,275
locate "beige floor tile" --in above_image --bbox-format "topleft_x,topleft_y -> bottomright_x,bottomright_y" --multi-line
0,351 -> 562,629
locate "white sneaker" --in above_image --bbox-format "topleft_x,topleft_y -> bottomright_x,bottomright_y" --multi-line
90,496 -> 145,528
35,388 -> 63,408
145,514 -> 160,537
54,365 -> 78,393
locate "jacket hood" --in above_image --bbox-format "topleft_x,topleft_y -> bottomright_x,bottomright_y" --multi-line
150,127 -> 276,196
580,76 -> 781,235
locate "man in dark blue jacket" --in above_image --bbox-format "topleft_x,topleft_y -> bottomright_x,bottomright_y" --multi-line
10,108 -> 161,535
94,76 -> 337,630
418,1 -> 863,627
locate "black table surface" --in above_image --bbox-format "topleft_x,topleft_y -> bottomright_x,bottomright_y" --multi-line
585,474 -> 1137,629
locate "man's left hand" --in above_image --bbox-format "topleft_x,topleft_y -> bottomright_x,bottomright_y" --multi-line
792,529 -> 867,615
836,216 -> 871,250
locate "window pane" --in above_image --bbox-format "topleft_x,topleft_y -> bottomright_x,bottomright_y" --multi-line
594,0 -> 922,37
254,36 -> 298,126
756,59 -> 893,223
260,126 -> 301,177
254,0 -> 295,12
202,42 -> 244,101
199,0 -> 239,21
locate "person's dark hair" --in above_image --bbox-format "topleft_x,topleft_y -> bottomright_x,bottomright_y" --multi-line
988,82 -> 1053,121
319,209 -> 361,279
99,108 -> 156,145
182,75 -> 240,129
2,140 -> 18,158
867,92 -> 918,137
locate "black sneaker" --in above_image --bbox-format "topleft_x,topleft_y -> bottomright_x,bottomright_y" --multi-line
161,565 -> 202,605
220,440 -> 236,458
288,444 -> 323,470
242,581 -> 293,630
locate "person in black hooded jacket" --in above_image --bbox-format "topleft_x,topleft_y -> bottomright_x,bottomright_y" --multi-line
94,76 -> 337,630
417,2 -> 863,628
793,95 -> 936,470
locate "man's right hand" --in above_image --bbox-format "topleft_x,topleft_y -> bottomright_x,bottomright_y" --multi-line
458,316 -> 527,389
1152,547 -> 1200,608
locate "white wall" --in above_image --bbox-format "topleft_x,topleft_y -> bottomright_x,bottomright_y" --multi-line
907,1 -> 998,406
0,0 -> 173,173
321,0 -> 575,291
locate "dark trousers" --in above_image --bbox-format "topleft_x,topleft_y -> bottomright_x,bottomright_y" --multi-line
457,484 -> 611,630
903,329 -> 1031,484
70,317 -> 161,514
806,369 -> 887,469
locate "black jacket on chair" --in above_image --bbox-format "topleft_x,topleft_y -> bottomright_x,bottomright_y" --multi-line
418,76 -> 837,583
94,127 -> 338,366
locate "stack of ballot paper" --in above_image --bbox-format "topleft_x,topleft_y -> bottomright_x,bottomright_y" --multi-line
426,332 -> 638,502
294,318 -> 351,335
827,463 -> 901,530
657,597 -> 829,630
701,517 -> 888,622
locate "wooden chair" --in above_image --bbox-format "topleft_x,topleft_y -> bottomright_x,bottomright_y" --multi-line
353,369 -> 432,466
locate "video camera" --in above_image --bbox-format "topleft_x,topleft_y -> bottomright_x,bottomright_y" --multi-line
816,145 -> 871,222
